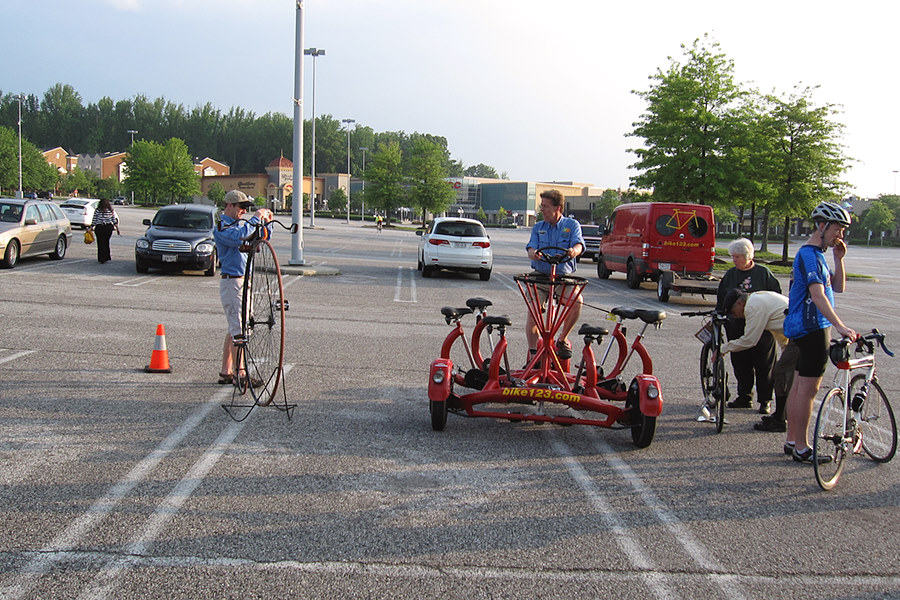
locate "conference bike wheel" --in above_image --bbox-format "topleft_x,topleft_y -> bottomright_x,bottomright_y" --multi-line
713,355 -> 727,433
850,375 -> 897,463
813,388 -> 848,490
241,238 -> 286,407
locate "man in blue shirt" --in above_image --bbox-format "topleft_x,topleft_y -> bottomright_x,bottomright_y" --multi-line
214,190 -> 273,384
783,201 -> 856,463
525,190 -> 585,359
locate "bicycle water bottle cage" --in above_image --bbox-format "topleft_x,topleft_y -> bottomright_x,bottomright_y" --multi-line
466,297 -> 492,311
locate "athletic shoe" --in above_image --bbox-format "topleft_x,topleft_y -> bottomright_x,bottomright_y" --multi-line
783,442 -> 795,456
727,396 -> 752,409
792,446 -> 833,464
754,419 -> 786,432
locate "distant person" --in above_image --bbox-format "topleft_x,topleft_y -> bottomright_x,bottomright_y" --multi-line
783,202 -> 856,463
89,198 -> 119,264
525,190 -> 584,359
716,238 -> 781,414
213,190 -> 273,385
376,214 -> 383,232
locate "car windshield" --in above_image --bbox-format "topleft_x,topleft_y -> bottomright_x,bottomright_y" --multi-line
582,226 -> 600,236
153,210 -> 212,229
433,222 -> 484,237
0,203 -> 23,223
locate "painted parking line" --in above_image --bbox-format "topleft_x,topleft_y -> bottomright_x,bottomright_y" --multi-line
0,350 -> 37,365
394,266 -> 417,303
114,275 -> 159,287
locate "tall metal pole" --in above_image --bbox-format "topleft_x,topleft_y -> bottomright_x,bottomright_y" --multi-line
360,147 -> 368,221
304,48 -> 324,228
341,118 -> 355,224
17,94 -> 24,199
127,129 -> 137,205
290,0 -> 305,265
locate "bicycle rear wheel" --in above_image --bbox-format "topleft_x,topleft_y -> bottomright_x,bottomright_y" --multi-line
242,239 -> 286,407
813,388 -> 848,490
700,341 -> 715,405
713,355 -> 727,433
850,375 -> 897,463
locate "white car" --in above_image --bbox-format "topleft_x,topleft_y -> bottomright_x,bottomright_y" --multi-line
416,217 -> 493,281
59,198 -> 100,229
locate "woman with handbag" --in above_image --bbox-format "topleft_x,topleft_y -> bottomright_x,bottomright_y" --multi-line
89,198 -> 120,263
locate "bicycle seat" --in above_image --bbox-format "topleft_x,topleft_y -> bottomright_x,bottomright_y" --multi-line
466,297 -> 492,311
482,315 -> 512,327
577,323 -> 609,337
611,307 -> 667,324
441,306 -> 474,321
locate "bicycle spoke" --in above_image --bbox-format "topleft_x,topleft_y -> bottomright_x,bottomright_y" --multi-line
851,376 -> 898,463
814,389 -> 848,490
242,240 -> 285,407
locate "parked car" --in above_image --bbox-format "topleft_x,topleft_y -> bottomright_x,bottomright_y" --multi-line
113,197 -> 126,205
0,198 -> 72,268
578,224 -> 602,262
59,198 -> 100,229
596,202 -> 717,301
416,217 -> 493,280
135,204 -> 219,276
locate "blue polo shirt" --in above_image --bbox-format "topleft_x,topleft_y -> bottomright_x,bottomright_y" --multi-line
527,217 -> 584,275
213,214 -> 263,277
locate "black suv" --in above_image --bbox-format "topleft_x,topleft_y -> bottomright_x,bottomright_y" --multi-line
135,204 -> 218,275
578,224 -> 602,262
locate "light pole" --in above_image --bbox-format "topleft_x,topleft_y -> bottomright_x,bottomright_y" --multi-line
359,147 -> 368,221
126,129 -> 137,204
893,170 -> 898,195
289,0 -> 306,266
304,47 -> 325,228
16,94 -> 24,199
341,118 -> 355,223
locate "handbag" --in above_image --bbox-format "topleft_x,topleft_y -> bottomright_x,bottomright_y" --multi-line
84,230 -> 95,244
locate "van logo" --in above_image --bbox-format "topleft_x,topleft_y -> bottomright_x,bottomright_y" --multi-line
655,208 -> 710,238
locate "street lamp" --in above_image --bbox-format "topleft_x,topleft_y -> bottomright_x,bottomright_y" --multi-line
127,129 -> 137,205
304,47 -> 325,227
359,147 -> 368,221
341,118 -> 356,223
893,170 -> 898,195
16,94 -> 23,199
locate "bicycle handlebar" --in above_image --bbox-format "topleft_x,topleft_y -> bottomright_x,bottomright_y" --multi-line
218,216 -> 298,234
680,309 -> 725,318
534,245 -> 576,266
836,329 -> 894,357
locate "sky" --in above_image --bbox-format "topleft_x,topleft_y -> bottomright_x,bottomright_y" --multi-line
3,0 -> 899,198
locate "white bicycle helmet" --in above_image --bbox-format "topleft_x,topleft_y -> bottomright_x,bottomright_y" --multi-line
810,201 -> 851,227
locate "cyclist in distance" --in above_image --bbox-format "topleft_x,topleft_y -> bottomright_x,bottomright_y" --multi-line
716,238 -> 782,414
214,190 -> 273,386
783,201 -> 856,463
525,189 -> 584,360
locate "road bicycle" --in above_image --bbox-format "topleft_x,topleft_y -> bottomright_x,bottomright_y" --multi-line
681,309 -> 731,433
220,216 -> 297,421
812,330 -> 896,490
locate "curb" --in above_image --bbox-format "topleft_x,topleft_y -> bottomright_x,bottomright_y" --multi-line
281,265 -> 340,277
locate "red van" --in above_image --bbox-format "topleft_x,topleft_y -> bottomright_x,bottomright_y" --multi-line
596,202 -> 717,302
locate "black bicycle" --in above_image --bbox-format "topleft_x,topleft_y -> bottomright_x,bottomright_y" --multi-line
682,309 -> 731,433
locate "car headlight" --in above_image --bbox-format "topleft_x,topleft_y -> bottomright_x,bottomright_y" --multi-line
136,239 -> 150,249
195,242 -> 214,254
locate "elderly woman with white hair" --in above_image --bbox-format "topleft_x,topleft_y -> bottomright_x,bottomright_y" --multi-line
716,237 -> 782,414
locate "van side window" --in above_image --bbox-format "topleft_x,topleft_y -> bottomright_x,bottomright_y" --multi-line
655,211 -> 709,238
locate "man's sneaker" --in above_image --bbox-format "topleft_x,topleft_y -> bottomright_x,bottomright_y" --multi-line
783,442 -> 795,456
792,446 -> 833,464
754,419 -> 786,432
758,401 -> 771,414
727,396 -> 752,409
555,339 -> 573,360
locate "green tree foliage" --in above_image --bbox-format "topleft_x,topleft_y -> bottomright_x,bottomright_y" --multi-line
328,188 -> 347,216
407,137 -> 456,222
591,189 -> 621,223
629,36 -> 746,207
60,167 -> 99,197
207,180 -> 226,206
861,201 -> 895,235
364,141 -> 405,224
464,163 -> 500,178
0,126 -> 57,194
123,138 -> 199,204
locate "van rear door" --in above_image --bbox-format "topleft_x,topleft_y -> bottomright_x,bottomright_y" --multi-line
647,204 -> 715,274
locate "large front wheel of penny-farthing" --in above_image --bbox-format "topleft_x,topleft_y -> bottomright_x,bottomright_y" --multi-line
241,239 -> 286,406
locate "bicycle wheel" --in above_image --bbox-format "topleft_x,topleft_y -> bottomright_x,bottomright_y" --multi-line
850,375 -> 898,463
813,388 -> 848,490
699,341 -> 715,406
241,239 -> 286,407
713,355 -> 727,433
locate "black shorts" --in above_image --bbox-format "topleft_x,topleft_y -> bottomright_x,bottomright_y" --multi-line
793,328 -> 831,377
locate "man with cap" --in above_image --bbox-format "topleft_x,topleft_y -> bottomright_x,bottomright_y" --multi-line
214,190 -> 273,385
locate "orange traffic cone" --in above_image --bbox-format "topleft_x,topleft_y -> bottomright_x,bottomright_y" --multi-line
145,324 -> 172,373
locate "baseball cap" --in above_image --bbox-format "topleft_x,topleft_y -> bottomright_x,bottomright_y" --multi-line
722,288 -> 743,313
224,189 -> 254,209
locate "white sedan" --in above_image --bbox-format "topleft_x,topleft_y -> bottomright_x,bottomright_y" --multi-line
59,198 -> 99,229
416,217 -> 493,281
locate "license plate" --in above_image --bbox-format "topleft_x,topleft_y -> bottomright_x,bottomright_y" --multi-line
658,262 -> 671,270
162,254 -> 177,263
454,242 -> 467,248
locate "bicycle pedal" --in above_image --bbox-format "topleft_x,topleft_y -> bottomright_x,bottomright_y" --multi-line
276,299 -> 289,311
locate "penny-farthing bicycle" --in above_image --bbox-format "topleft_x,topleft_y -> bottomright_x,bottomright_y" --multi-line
221,217 -> 297,421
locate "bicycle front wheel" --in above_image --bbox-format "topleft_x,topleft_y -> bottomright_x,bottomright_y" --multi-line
713,355 -> 727,433
813,388 -> 848,490
850,375 -> 897,463
242,239 -> 286,407
700,341 -> 715,405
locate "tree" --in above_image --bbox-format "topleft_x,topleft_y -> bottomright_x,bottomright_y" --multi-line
591,189 -> 621,223
328,188 -> 347,216
628,36 -> 746,208
0,126 -> 57,194
207,180 -> 226,206
861,201 -> 895,237
364,141 -> 405,224
124,137 -> 199,204
407,137 -> 455,222
60,167 -> 99,197
464,163 -> 500,178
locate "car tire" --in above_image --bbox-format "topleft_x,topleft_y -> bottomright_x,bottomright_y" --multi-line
596,257 -> 611,279
50,235 -> 67,260
417,254 -> 423,271
2,239 -> 19,268
479,268 -> 491,281
204,251 -> 217,277
657,278 -> 670,302
626,260 -> 641,289
422,265 -> 434,278
136,258 -> 149,274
